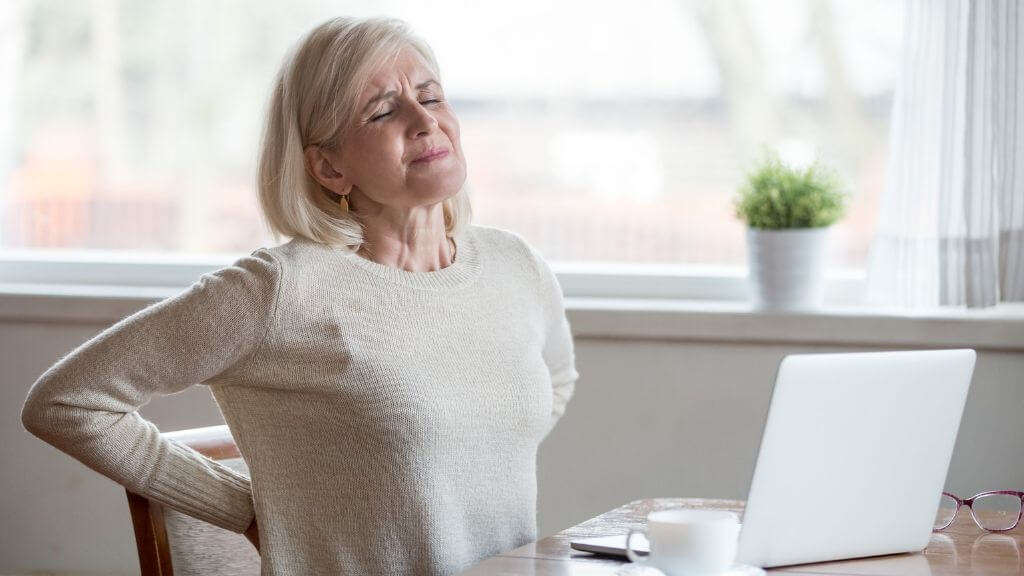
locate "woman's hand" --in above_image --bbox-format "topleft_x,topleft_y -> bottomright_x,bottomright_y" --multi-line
244,518 -> 260,552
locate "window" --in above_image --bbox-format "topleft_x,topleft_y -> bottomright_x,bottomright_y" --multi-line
2,0 -> 903,276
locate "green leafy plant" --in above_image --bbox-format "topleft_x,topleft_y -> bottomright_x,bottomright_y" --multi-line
734,153 -> 847,229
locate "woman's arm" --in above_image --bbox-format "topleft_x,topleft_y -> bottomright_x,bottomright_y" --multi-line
21,249 -> 282,533
533,250 -> 579,434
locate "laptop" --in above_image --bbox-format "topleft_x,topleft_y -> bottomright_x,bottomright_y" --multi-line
571,349 -> 976,568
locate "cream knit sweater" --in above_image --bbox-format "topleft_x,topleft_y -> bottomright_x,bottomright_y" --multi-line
21,225 -> 579,575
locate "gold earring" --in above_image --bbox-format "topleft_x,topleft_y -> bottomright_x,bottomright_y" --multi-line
338,194 -> 349,214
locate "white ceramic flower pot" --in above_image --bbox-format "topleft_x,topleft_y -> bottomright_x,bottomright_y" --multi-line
746,227 -> 829,311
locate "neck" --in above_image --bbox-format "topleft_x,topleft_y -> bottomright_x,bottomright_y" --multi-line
354,202 -> 454,272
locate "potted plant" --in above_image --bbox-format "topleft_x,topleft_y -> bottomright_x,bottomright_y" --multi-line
734,153 -> 847,310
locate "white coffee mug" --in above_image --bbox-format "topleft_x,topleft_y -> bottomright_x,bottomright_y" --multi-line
626,509 -> 740,576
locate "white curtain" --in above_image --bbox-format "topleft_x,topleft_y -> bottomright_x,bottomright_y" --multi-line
867,0 -> 1024,308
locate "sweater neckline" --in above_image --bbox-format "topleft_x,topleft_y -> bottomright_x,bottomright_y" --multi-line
334,229 -> 481,291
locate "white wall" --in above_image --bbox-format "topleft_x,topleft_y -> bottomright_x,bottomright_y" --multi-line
3,304 -> 1023,575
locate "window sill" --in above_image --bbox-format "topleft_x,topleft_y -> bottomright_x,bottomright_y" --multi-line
564,298 -> 1024,352
2,284 -> 1022,351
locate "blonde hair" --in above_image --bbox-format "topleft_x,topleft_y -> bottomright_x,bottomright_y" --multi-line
257,17 -> 472,249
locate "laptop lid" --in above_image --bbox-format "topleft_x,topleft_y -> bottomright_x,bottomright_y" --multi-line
736,349 -> 976,567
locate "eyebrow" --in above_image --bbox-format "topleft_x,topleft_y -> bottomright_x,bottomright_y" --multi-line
362,80 -> 440,112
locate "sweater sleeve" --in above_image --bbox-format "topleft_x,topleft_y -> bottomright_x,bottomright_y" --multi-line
21,249 -> 281,533
532,249 -> 579,435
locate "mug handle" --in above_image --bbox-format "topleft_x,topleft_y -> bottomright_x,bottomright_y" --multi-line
625,528 -> 648,564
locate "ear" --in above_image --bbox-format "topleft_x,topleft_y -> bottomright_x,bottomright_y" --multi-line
304,145 -> 353,196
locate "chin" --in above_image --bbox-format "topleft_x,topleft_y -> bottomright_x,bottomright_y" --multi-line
434,186 -> 464,205
415,173 -> 466,203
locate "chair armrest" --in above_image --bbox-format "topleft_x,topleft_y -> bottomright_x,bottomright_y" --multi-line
163,425 -> 240,460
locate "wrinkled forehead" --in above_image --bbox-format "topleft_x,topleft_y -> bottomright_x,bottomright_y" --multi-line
361,46 -> 439,96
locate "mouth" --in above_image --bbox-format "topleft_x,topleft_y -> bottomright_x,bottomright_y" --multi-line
411,148 -> 449,164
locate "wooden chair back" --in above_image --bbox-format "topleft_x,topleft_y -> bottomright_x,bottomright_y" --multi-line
126,425 -> 259,576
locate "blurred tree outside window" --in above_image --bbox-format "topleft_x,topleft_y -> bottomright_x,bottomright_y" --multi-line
0,0 -> 902,268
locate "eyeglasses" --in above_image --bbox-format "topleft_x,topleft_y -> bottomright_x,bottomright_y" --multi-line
934,491 -> 1024,532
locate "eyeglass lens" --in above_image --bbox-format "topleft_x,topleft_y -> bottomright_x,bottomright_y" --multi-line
934,494 -> 959,530
970,494 -> 1022,531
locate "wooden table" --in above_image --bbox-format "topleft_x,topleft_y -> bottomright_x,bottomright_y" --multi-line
460,498 -> 1024,575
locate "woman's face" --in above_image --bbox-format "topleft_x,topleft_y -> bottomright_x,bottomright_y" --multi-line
334,46 -> 467,211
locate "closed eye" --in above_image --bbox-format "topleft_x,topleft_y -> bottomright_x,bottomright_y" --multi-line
369,98 -> 442,122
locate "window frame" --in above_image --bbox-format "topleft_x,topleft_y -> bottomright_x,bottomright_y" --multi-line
5,250 -> 1023,354
0,248 -> 867,305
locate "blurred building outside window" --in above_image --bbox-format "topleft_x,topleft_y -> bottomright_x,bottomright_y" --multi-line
0,0 -> 903,294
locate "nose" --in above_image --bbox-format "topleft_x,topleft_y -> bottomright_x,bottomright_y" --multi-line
407,101 -> 438,139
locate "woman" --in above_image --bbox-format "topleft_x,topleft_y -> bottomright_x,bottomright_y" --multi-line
21,16 -> 578,576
